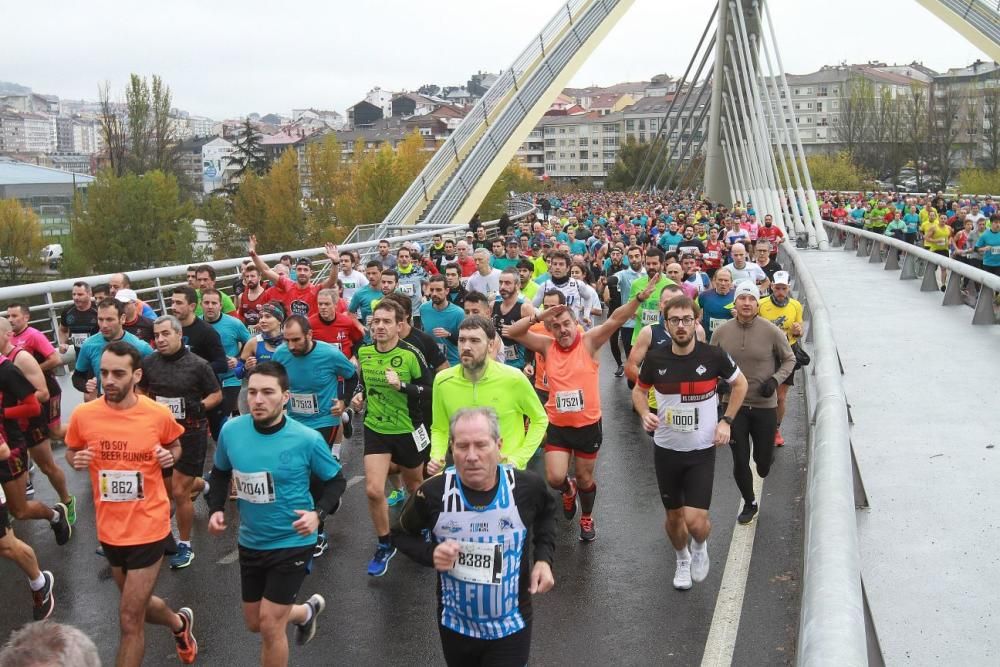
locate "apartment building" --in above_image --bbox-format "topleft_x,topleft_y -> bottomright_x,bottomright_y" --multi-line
538,111 -> 624,186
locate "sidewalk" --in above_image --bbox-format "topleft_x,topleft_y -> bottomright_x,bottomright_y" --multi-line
800,248 -> 1000,664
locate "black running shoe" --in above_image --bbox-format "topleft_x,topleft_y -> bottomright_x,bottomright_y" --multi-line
737,501 -> 758,525
296,594 -> 326,645
51,504 -> 72,546
31,571 -> 55,620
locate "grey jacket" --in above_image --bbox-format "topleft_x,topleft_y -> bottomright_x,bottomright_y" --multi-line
710,315 -> 795,409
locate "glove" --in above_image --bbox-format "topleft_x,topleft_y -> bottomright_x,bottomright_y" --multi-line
759,377 -> 779,398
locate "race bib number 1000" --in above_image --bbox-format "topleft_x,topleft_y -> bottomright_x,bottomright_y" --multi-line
99,470 -> 143,502
666,405 -> 699,433
451,541 -> 504,585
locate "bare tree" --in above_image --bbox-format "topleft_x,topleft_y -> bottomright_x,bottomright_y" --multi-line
929,86 -> 962,186
836,74 -> 874,164
905,84 -> 930,190
982,89 -> 1000,171
98,81 -> 127,177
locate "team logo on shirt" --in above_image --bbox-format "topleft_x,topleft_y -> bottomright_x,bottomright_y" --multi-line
390,356 -> 403,368
469,521 -> 490,533
497,517 -> 515,531
696,365 -> 707,376
441,520 -> 462,534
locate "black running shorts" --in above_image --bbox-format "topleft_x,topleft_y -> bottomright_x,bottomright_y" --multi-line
102,535 -> 171,571
363,426 -> 429,470
653,445 -> 716,510
239,545 -> 314,605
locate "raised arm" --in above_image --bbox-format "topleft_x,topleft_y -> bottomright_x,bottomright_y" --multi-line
247,235 -> 280,284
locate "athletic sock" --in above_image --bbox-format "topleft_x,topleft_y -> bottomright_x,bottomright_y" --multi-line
691,539 -> 707,554
331,442 -> 343,459
173,613 -> 187,635
299,602 -> 314,625
178,541 -> 191,549
675,547 -> 691,562
49,509 -> 60,524
557,478 -> 572,494
202,480 -> 210,496
578,482 -> 597,514
377,533 -> 392,547
28,573 -> 46,591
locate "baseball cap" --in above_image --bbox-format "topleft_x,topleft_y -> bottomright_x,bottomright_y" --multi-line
772,271 -> 790,286
506,238 -> 520,246
733,281 -> 760,300
115,288 -> 138,303
295,257 -> 311,267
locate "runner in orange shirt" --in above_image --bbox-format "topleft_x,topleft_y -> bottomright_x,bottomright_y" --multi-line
65,341 -> 198,666
507,275 -> 659,542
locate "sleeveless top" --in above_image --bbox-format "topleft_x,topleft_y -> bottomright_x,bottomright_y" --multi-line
492,298 -> 526,369
433,465 -> 527,640
544,333 -> 601,427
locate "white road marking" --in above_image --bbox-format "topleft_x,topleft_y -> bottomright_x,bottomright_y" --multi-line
700,470 -> 764,667
216,476 -> 365,565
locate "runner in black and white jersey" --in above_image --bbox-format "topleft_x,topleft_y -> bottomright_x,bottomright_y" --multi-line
531,250 -> 598,325
633,295 -> 747,592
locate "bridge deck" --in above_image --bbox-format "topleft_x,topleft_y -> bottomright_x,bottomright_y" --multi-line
800,248 -> 1000,664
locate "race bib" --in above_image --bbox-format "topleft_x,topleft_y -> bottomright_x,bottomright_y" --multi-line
666,405 -> 699,433
156,396 -> 185,420
233,470 -> 276,504
99,470 -> 143,502
365,315 -> 373,327
438,343 -> 447,357
289,392 -> 318,415
343,281 -> 356,291
641,309 -> 660,326
709,317 -> 727,333
451,541 -> 504,585
0,482 -> 5,504
70,333 -> 88,347
706,251 -> 719,260
555,389 -> 584,413
991,246 -> 1000,255
330,342 -> 342,352
412,424 -> 430,451
504,345 -> 518,361
398,283 -> 415,297
668,244 -> 679,252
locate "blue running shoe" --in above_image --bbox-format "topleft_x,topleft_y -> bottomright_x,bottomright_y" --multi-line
366,543 -> 396,577
170,543 -> 194,569
386,488 -> 407,507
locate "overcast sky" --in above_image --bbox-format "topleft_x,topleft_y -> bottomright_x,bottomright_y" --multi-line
4,0 -> 991,119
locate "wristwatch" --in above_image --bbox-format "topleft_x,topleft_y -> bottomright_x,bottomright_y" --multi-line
315,508 -> 329,523
720,415 -> 735,425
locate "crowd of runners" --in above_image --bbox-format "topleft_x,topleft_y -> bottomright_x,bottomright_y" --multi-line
1,188 -> 997,666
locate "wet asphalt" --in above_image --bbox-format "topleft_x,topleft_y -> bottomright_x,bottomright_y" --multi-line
0,347 -> 805,666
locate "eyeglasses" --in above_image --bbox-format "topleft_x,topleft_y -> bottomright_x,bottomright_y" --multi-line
666,316 -> 696,327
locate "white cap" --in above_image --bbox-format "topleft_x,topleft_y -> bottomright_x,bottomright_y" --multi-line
733,281 -> 760,300
772,271 -> 790,286
115,288 -> 138,303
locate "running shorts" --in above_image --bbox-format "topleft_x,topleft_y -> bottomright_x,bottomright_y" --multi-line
439,624 -> 532,667
653,445 -> 716,510
239,544 -> 314,605
544,419 -> 602,459
0,442 -> 29,483
363,426 -> 430,470
174,418 -> 209,478
102,534 -> 171,571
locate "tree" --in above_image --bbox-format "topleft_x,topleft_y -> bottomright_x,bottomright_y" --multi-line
478,161 -> 538,219
352,143 -> 403,227
70,170 -> 195,272
982,89 -> 1000,171
303,133 -> 345,238
198,194 -> 245,260
929,86 -> 962,186
98,81 -> 127,177
0,199 -> 44,283
150,75 -> 178,174
98,74 -> 180,183
226,118 -> 269,185
418,84 -> 441,97
905,84 -> 931,189
126,75 -> 152,174
796,152 -> 871,191
836,74 -> 874,164
605,138 -> 647,191
957,168 -> 1000,195
260,149 -> 309,249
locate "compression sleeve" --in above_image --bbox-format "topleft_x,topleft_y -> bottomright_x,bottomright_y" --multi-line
206,466 -> 233,514
314,471 -> 347,516
71,369 -> 92,393
525,472 -> 556,565
429,375 -> 449,463
3,393 -> 40,420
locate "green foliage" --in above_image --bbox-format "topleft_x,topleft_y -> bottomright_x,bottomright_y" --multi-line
198,194 -> 245,260
794,152 -> 871,191
226,118 -> 269,185
0,199 -> 44,283
70,170 -> 195,272
957,168 -> 1000,196
605,137 -> 647,191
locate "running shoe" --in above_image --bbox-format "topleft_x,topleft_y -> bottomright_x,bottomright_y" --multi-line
173,607 -> 198,664
31,571 -> 55,621
342,408 -> 354,439
367,543 -> 397,577
295,594 -> 326,646
65,495 -> 77,526
579,515 -> 596,542
690,542 -> 709,582
170,543 -> 194,569
386,488 -> 407,507
24,476 -> 35,499
737,501 -> 759,525
614,364 -> 625,378
314,533 -> 329,559
50,503 -> 71,546
561,478 -> 578,520
673,559 -> 693,590
95,545 -> 106,558
774,430 -> 785,447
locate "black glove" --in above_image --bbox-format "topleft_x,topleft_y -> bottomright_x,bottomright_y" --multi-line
759,377 -> 779,398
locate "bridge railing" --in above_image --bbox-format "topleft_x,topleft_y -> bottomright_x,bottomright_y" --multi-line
823,220 -> 1000,325
779,243 -> 872,666
0,200 -> 537,359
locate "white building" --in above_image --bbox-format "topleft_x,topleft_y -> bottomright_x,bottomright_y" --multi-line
365,87 -> 395,120
539,111 -> 624,186
201,137 -> 238,193
187,116 -> 216,137
21,113 -> 56,153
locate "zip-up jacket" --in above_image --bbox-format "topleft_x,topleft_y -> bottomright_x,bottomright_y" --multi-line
710,315 -> 795,408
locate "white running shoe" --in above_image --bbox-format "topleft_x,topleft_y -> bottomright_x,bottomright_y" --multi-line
673,558 -> 693,590
690,543 -> 709,583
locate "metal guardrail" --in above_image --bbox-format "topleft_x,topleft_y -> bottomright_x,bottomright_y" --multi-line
0,201 -> 537,351
779,243 -> 871,666
823,221 -> 1000,325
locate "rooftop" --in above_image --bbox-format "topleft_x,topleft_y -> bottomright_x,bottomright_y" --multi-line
0,158 -> 95,186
